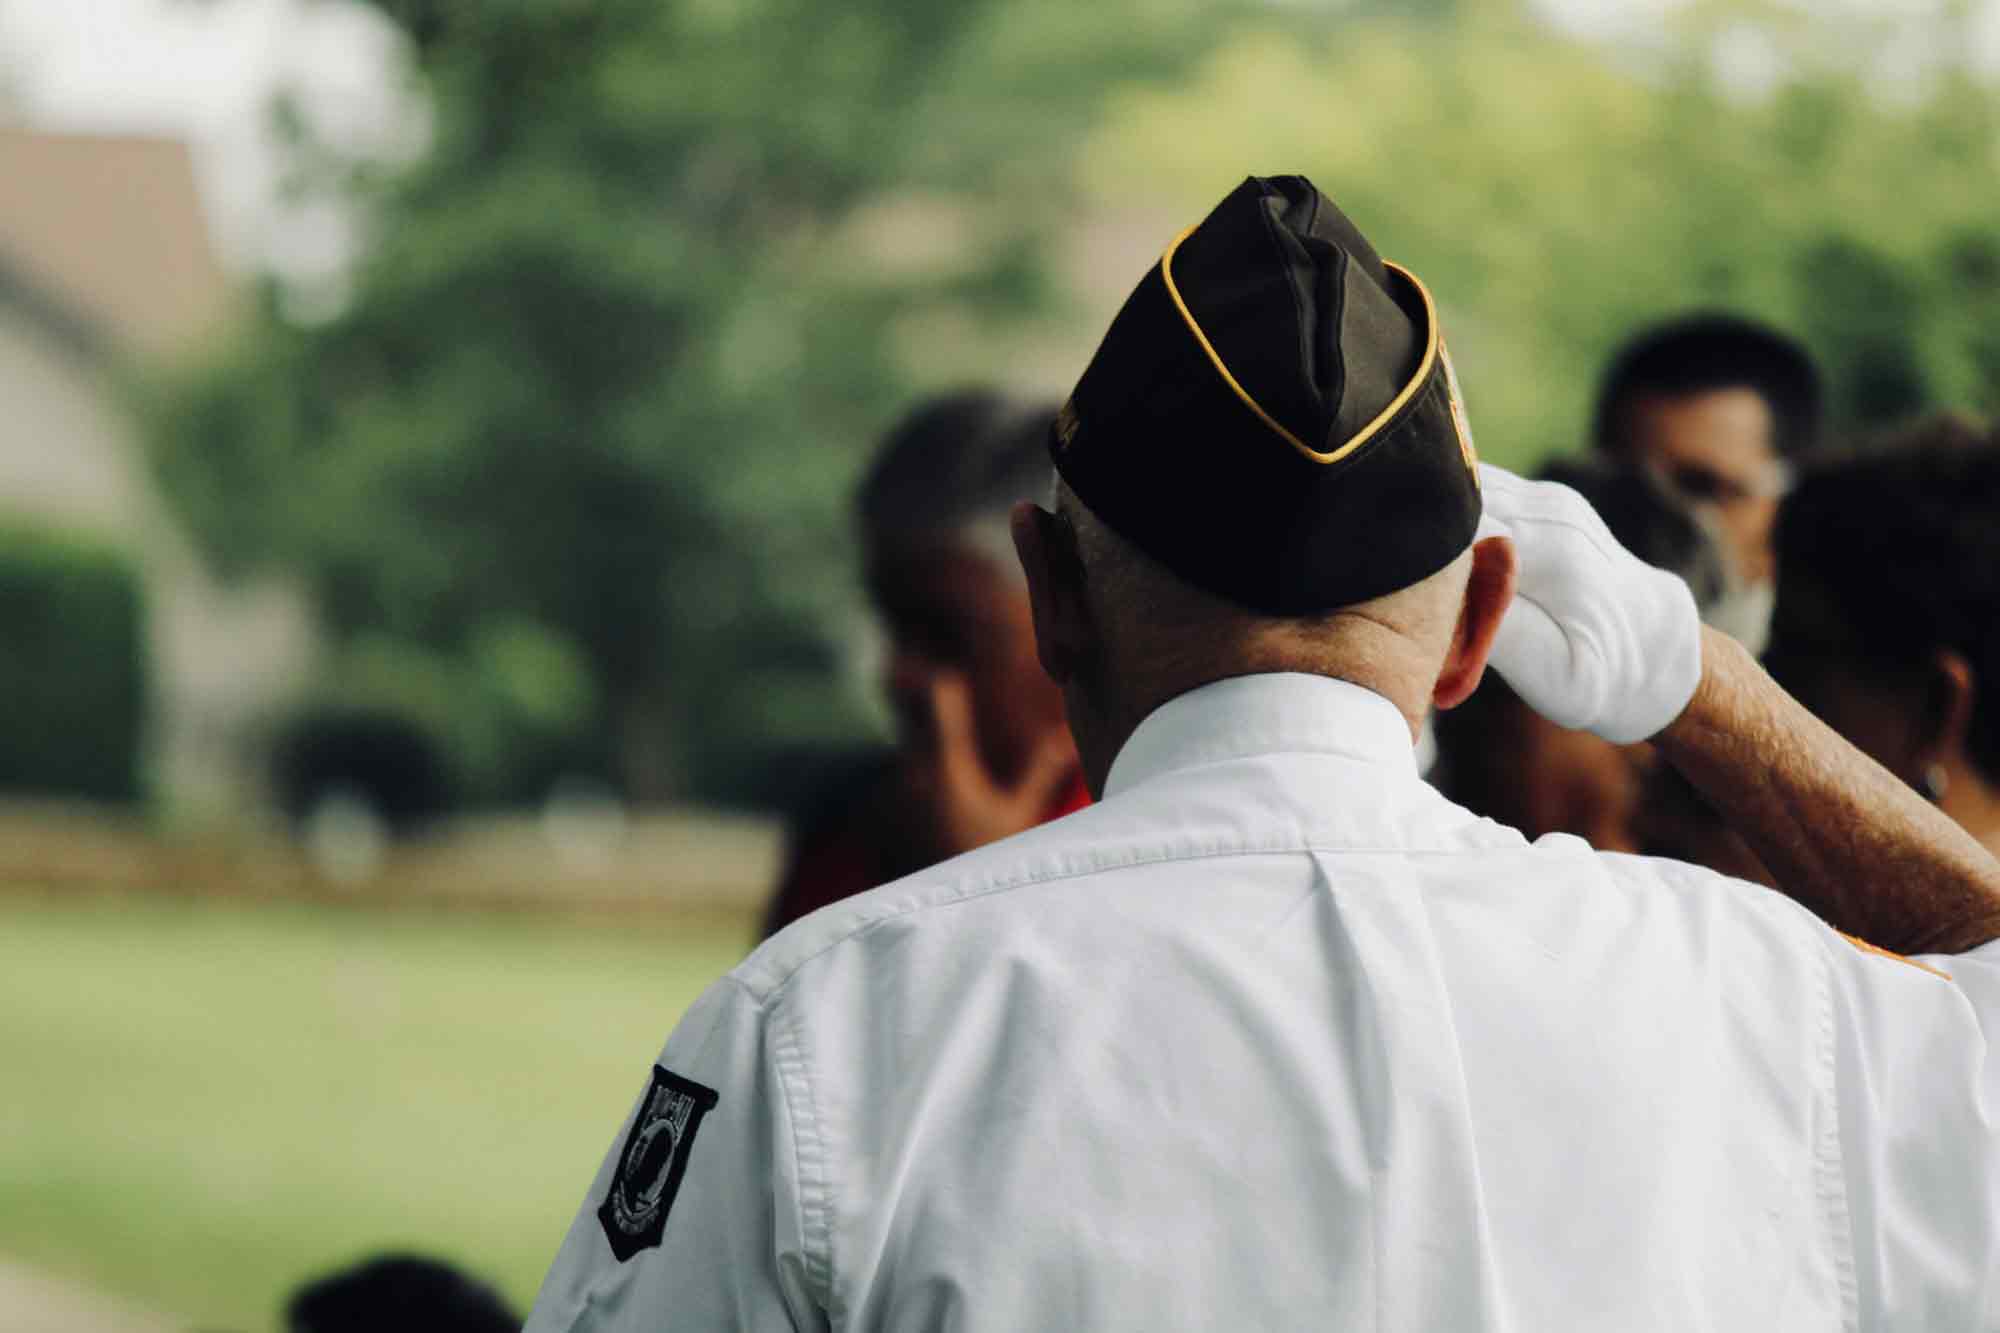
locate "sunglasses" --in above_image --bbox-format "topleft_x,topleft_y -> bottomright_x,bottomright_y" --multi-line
1649,458 -> 1794,508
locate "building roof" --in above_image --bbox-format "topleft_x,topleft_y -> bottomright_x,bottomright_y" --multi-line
0,128 -> 231,357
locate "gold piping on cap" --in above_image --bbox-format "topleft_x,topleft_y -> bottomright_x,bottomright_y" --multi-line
1158,224 -> 1442,467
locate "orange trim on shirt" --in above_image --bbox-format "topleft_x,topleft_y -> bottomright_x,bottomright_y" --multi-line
1838,930 -> 1951,980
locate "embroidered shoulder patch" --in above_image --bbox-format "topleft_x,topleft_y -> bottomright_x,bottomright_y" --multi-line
598,1066 -> 719,1261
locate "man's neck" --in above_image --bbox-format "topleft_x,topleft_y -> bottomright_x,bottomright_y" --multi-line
1075,632 -> 1437,798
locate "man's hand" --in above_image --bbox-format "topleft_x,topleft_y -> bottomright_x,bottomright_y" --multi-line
1477,463 -> 1704,743
892,669 -> 1079,866
1476,462 -> 2000,952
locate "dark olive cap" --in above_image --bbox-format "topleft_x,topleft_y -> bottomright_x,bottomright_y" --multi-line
1051,174 -> 1481,615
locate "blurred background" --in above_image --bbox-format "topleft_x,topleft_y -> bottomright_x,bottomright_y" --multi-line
4,0 -> 2000,1326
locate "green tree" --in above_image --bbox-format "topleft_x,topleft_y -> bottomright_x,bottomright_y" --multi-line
148,0 -> 1226,804
155,0 -> 2000,810
0,523 -> 146,802
1077,1 -> 2000,465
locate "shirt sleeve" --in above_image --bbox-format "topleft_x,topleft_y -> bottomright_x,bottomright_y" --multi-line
524,976 -> 825,1333
1827,934 -> 2000,1328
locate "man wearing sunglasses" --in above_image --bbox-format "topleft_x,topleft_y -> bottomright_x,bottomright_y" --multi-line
1592,314 -> 1822,650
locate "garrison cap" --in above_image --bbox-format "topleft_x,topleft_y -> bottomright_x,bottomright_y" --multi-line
1051,174 -> 1482,615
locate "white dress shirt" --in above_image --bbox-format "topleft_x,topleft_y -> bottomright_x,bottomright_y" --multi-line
527,672 -> 2000,1331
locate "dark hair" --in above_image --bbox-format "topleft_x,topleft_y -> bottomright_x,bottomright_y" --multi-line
1774,417 -> 2000,780
286,1253 -> 519,1333
856,389 -> 1057,541
1533,456 -> 1731,613
1593,314 -> 1823,460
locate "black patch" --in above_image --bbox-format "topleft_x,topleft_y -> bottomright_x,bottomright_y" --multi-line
597,1066 -> 719,1262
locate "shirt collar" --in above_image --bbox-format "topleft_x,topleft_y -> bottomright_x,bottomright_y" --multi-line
1103,672 -> 1418,799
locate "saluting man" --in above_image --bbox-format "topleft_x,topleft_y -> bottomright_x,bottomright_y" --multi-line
526,176 -> 2000,1331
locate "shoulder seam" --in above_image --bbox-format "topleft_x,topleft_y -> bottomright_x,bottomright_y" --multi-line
717,972 -> 766,1007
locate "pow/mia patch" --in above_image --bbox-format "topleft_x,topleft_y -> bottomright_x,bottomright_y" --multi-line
597,1066 -> 719,1261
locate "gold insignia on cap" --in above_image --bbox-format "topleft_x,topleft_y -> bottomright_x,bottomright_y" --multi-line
1053,399 -> 1080,454
1439,340 -> 1479,487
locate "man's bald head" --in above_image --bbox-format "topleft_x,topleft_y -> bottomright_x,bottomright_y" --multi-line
1016,481 -> 1513,794
1055,479 -> 1472,696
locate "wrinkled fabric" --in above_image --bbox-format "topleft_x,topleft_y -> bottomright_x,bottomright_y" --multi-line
528,672 -> 2000,1333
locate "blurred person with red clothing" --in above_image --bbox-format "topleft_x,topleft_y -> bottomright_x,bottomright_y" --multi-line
761,392 -> 1086,938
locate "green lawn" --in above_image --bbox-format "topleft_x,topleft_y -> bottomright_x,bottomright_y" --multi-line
0,895 -> 755,1329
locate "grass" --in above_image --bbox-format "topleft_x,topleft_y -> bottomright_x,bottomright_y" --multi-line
0,894 -> 755,1329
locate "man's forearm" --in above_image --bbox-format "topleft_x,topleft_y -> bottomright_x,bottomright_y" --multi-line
1655,627 -> 2000,955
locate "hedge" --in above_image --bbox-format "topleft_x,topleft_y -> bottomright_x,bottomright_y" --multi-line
0,522 -> 147,802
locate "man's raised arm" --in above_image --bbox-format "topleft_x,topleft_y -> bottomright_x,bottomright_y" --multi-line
1655,626 -> 2000,955
1476,463 -> 2000,956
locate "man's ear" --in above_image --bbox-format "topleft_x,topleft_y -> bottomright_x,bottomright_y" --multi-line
1433,535 -> 1518,711
1916,647 -> 1978,769
1010,501 -> 1089,687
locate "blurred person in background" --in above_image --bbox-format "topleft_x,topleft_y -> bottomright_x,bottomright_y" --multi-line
1592,313 -> 1823,649
1766,414 -> 2000,855
286,1252 -> 518,1333
760,391 -> 1086,938
1435,454 -> 1735,851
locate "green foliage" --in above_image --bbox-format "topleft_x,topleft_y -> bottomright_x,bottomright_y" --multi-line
145,0 -> 2000,810
145,0 -> 1231,806
1078,3 -> 2000,467
314,622 -> 602,807
0,524 -> 145,802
